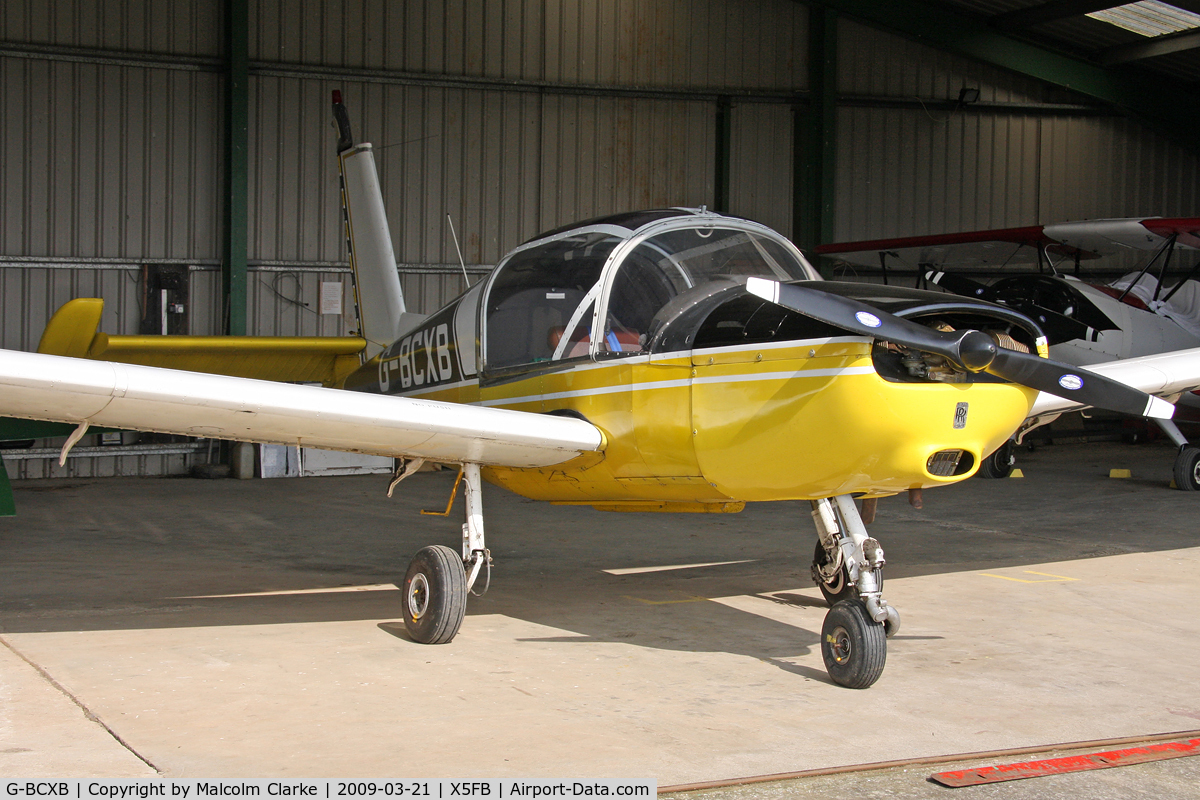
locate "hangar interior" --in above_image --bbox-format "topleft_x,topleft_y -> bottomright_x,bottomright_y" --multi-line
4,0 -> 1200,788
3,0 -> 1199,479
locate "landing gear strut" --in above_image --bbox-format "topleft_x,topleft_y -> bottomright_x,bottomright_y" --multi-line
401,462 -> 490,644
810,495 -> 898,688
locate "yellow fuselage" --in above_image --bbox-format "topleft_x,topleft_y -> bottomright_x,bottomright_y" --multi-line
381,337 -> 1036,507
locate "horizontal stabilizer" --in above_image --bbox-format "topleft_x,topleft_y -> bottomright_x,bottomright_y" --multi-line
36,298 -> 366,387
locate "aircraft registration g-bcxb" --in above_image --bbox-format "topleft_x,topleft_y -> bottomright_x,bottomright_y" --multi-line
3,94 -> 1200,689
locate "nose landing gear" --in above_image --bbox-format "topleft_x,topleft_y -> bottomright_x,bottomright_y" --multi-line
809,495 -> 897,688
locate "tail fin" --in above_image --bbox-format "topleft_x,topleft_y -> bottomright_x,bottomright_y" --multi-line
334,91 -> 408,360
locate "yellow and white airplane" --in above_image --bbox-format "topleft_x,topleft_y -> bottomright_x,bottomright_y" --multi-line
4,94 -> 1200,689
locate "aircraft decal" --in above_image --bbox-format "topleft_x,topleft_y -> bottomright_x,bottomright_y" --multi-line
376,306 -> 463,394
954,402 -> 969,429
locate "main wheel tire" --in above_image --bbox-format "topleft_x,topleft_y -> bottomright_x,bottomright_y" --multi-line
402,545 -> 467,644
821,599 -> 887,689
977,440 -> 1015,479
1174,446 -> 1200,491
812,540 -> 857,606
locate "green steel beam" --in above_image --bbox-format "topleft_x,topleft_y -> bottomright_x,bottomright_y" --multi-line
795,6 -> 838,265
714,97 -> 733,213
0,459 -> 13,517
1100,28 -> 1200,66
807,0 -> 1200,150
0,418 -> 80,441
223,0 -> 249,335
990,1 -> 1125,31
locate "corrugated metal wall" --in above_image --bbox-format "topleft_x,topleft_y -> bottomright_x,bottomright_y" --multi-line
0,58 -> 223,261
3,1 -> 1200,478
730,103 -> 795,237
250,0 -> 807,88
1,0 -> 221,55
832,19 -> 1200,246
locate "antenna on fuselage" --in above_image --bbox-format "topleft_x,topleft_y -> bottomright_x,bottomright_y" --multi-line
333,91 -> 408,361
446,214 -> 470,286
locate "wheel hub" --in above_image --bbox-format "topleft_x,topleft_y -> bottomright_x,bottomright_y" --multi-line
827,625 -> 853,665
407,572 -> 430,621
818,564 -> 845,591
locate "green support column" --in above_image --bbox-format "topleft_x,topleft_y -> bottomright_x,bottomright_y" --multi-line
795,6 -> 838,272
714,97 -> 733,214
223,0 -> 249,335
0,459 -> 14,517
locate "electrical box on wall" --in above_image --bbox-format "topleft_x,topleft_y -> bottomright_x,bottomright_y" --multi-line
140,264 -> 190,335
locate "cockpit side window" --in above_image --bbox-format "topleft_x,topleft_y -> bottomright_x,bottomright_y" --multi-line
602,227 -> 808,356
483,232 -> 619,373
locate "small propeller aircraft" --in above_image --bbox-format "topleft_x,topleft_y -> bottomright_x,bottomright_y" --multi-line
818,219 -> 1200,485
4,95 -> 1200,689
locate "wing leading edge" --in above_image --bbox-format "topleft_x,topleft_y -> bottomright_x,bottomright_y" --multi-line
1028,346 -> 1200,418
0,349 -> 603,468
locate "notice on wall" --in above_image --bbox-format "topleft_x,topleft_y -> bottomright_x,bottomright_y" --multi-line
320,281 -> 343,315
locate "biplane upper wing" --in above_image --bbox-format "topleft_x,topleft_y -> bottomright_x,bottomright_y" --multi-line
815,225 -> 1100,270
1046,218 -> 1200,255
0,349 -> 603,468
816,218 -> 1200,271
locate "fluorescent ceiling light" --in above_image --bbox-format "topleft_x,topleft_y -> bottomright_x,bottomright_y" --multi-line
1087,1 -> 1200,37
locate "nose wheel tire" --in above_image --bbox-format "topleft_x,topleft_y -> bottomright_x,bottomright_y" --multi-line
1173,446 -> 1200,491
402,545 -> 467,644
812,540 -> 857,606
821,599 -> 887,689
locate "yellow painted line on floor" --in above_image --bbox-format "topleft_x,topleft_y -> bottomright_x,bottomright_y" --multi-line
979,571 -> 1079,584
174,583 -> 397,599
603,559 -> 757,575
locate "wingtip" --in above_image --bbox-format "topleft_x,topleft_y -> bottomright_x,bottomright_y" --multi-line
1145,395 -> 1176,420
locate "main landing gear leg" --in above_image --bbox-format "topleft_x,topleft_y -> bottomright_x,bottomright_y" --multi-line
401,463 -> 491,644
1156,419 -> 1200,492
809,495 -> 898,689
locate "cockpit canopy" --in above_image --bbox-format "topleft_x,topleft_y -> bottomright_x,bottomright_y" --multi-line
481,209 -> 818,376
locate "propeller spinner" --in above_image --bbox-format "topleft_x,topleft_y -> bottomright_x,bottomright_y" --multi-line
745,278 -> 1174,420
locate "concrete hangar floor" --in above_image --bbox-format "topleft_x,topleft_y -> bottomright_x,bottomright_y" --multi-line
2,439 -> 1199,797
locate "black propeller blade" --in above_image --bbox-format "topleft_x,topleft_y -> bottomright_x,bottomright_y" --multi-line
745,278 -> 1173,420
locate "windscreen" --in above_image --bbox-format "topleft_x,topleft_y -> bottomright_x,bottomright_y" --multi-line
484,232 -> 620,371
602,228 -> 810,355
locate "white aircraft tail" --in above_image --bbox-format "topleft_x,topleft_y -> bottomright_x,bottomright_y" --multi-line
334,92 -> 410,360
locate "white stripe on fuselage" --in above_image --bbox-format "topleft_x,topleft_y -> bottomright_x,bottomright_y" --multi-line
475,366 -> 876,407
390,336 -> 876,407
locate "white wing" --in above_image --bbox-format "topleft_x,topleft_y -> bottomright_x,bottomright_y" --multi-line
1029,346 -> 1200,418
0,350 -> 602,468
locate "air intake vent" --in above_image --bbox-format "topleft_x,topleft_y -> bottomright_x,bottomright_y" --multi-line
927,450 -> 964,477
